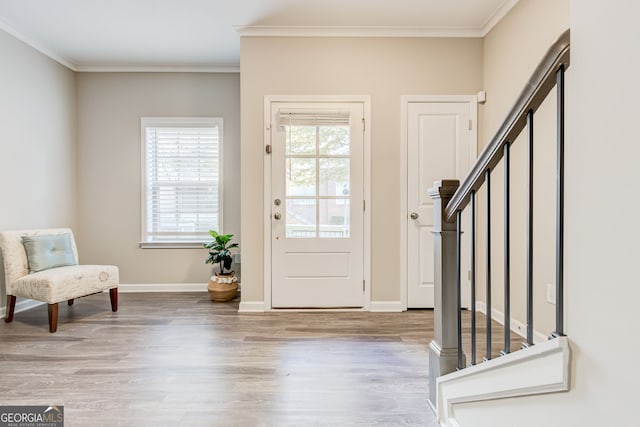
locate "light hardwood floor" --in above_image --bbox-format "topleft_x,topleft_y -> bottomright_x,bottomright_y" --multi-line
0,292 -> 525,426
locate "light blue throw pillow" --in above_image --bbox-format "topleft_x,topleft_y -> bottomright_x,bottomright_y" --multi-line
21,233 -> 77,273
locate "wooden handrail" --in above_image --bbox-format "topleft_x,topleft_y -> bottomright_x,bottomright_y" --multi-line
445,29 -> 570,222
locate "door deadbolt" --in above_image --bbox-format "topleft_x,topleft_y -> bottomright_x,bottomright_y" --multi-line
274,212 -> 282,220
410,212 -> 419,220
274,198 -> 281,206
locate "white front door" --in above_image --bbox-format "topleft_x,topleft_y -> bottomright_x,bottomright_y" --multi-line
407,100 -> 474,308
271,102 -> 365,308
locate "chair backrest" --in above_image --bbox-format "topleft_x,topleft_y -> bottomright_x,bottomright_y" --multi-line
0,228 -> 79,292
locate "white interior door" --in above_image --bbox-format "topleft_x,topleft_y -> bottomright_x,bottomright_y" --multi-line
407,100 -> 473,308
271,102 -> 365,308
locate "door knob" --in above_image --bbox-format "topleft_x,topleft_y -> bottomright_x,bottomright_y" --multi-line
274,212 -> 282,220
410,212 -> 419,220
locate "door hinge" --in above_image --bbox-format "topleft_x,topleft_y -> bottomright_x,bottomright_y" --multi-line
469,119 -> 473,131
362,117 -> 365,132
363,200 -> 365,212
266,144 -> 272,154
363,279 -> 365,291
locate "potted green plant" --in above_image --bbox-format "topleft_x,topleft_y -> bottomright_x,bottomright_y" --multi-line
204,230 -> 239,302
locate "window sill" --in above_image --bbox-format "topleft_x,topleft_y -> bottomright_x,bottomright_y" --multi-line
139,242 -> 205,249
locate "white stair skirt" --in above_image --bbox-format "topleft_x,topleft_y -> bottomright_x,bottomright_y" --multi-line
436,336 -> 571,427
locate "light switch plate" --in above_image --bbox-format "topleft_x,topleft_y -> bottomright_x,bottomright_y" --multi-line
546,283 -> 556,305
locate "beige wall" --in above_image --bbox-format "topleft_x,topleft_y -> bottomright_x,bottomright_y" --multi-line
0,30 -> 77,306
76,73 -> 240,285
455,0 -> 640,425
474,0 -> 570,338
482,0 -> 571,144
240,37 -> 483,303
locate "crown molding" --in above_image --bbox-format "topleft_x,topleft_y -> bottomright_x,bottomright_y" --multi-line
74,64 -> 240,73
236,0 -> 521,39
480,0 -> 520,36
0,18 -> 239,73
1,0 -> 520,70
0,16 -> 76,70
235,25 -> 483,38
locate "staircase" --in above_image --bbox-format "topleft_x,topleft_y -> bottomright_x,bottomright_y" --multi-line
428,30 -> 572,426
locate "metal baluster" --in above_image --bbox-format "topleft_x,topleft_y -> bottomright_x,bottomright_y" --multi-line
470,191 -> 477,366
553,65 -> 565,338
502,142 -> 511,355
456,211 -> 463,369
485,170 -> 492,361
525,110 -> 534,348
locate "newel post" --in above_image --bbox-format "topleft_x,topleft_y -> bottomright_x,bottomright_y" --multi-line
427,179 -> 464,409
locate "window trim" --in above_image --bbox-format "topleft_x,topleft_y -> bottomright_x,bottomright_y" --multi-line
139,117 -> 223,249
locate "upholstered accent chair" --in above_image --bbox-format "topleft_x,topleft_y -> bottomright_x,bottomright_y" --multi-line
0,228 -> 118,332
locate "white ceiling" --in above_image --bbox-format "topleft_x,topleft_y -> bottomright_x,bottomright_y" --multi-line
0,0 -> 518,71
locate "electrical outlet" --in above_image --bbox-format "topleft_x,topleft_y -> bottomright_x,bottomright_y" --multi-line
546,283 -> 556,305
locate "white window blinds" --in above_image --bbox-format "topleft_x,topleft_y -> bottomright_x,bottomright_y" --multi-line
141,118 -> 222,247
278,110 -> 351,127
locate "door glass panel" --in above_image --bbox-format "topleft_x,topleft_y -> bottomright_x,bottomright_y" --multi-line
319,158 -> 349,197
283,120 -> 352,239
319,126 -> 350,155
286,199 -> 316,238
319,199 -> 350,237
286,126 -> 316,155
286,158 -> 316,196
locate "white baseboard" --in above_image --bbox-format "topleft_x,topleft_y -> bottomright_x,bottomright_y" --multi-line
437,337 -> 571,427
1,299 -> 44,319
369,301 -> 404,312
238,301 -> 266,312
475,301 -> 547,344
118,283 -> 207,293
246,301 -> 394,313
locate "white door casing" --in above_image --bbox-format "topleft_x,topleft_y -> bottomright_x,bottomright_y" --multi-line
403,96 -> 477,309
269,101 -> 366,308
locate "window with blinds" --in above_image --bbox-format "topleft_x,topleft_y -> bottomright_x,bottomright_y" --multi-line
140,117 -> 222,247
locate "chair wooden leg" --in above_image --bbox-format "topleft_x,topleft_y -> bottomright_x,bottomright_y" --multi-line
67,299 -> 74,306
109,288 -> 118,312
5,295 -> 16,323
48,303 -> 59,333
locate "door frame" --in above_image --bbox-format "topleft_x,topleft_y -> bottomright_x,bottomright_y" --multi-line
263,95 -> 372,311
400,95 -> 478,311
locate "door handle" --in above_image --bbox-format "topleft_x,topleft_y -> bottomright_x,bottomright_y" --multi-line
274,212 -> 282,220
410,212 -> 419,220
